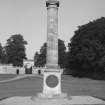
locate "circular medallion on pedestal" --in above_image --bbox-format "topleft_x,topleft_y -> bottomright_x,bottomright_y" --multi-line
46,75 -> 59,88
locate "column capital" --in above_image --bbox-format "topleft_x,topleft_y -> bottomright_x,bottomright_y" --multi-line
46,0 -> 59,7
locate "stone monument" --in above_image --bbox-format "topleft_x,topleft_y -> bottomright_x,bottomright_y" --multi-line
41,0 -> 62,97
37,0 -> 65,98
0,0 -> 105,104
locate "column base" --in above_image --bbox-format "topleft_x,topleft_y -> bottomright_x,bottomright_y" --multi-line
36,92 -> 68,99
43,69 -> 62,95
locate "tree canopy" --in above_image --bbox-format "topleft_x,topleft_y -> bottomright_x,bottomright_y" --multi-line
67,17 -> 105,78
5,34 -> 27,66
34,43 -> 47,67
58,39 -> 66,68
0,43 -> 3,63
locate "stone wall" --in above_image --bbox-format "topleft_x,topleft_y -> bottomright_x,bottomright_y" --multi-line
0,64 -> 25,74
0,64 -> 45,74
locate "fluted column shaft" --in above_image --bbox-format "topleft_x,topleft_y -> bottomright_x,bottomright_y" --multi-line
46,0 -> 59,69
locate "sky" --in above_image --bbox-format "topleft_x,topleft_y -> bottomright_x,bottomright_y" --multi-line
0,0 -> 105,59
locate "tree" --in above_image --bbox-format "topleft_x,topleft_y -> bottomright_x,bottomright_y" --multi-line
67,17 -> 105,78
34,51 -> 39,66
0,43 -> 3,63
34,43 -> 47,67
34,39 -> 66,68
0,47 -> 8,64
39,43 -> 47,67
58,39 -> 66,68
5,34 -> 27,66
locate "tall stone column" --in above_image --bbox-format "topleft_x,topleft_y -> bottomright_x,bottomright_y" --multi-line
46,0 -> 59,69
39,0 -> 63,97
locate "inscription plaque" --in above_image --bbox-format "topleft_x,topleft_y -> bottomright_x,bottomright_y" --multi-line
46,75 -> 59,88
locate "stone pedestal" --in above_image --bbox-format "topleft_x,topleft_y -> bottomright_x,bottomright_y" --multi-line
37,68 -> 66,99
43,70 -> 61,96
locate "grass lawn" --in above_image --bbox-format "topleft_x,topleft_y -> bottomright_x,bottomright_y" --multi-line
0,74 -> 17,81
0,74 -> 105,100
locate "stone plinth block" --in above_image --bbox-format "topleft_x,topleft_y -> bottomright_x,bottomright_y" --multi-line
43,70 -> 61,95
